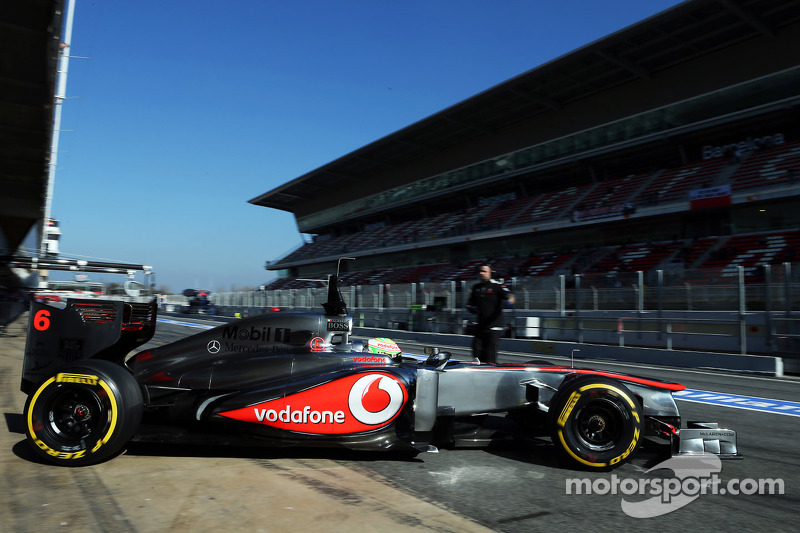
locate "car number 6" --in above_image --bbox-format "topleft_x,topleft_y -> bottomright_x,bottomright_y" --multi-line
34,309 -> 51,331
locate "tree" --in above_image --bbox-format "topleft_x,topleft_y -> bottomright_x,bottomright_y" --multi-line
107,282 -> 122,293
154,285 -> 172,295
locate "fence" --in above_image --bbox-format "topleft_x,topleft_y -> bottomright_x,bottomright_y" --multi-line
194,264 -> 800,358
210,264 -> 798,313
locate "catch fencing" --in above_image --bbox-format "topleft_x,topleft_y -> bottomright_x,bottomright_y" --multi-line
211,264 -> 799,313
199,264 -> 800,358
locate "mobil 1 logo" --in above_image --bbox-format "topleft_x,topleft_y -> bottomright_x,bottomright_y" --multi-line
222,325 -> 291,343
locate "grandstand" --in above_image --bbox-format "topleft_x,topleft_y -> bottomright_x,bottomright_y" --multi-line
250,0 -> 800,294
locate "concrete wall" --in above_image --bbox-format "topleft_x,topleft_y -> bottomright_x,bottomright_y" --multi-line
354,326 -> 784,376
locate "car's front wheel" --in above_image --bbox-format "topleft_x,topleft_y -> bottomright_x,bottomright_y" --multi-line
24,360 -> 143,466
550,376 -> 642,470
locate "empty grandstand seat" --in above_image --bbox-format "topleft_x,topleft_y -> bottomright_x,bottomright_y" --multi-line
522,251 -> 575,277
474,196 -> 538,228
642,158 -> 727,204
575,173 -> 650,211
517,184 -> 592,224
730,141 -> 800,191
589,241 -> 681,277
432,205 -> 495,238
695,230 -> 800,278
680,236 -> 720,267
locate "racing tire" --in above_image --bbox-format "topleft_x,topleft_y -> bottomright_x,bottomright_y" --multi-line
550,376 -> 642,471
24,360 -> 143,466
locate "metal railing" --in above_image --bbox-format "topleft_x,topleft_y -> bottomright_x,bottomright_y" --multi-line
206,263 -> 799,312
197,263 -> 800,357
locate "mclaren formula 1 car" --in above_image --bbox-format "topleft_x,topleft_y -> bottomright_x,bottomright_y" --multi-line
20,276 -> 740,470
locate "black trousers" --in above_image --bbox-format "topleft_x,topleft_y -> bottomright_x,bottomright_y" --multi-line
472,328 -> 502,363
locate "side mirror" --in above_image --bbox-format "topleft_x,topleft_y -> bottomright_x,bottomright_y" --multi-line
424,347 -> 451,369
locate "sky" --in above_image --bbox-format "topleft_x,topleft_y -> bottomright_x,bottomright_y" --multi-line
50,0 -> 684,292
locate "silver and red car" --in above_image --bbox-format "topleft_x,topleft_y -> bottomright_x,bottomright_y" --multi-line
21,275 -> 739,469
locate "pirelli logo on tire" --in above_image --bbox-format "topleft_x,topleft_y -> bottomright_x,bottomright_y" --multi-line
27,373 -> 119,461
551,378 -> 643,471
55,372 -> 100,386
557,391 -> 581,427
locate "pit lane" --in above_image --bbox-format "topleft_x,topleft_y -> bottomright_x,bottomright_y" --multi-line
3,315 -> 799,532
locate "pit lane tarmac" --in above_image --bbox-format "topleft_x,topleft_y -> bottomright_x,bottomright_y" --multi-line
3,313 -> 800,532
1,313 -> 489,533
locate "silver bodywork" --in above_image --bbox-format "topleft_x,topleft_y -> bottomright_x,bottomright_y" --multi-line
412,359 -> 739,458
674,422 -> 741,458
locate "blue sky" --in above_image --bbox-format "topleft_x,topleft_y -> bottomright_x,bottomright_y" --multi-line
52,0 -> 683,292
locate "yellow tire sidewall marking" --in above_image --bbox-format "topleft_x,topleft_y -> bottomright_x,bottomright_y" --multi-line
578,382 -> 636,408
556,382 -> 641,468
27,373 -> 119,459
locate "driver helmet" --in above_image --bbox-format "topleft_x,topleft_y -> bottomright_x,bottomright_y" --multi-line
366,338 -> 401,356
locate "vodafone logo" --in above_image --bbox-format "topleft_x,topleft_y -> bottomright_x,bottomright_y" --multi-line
218,372 -> 408,434
348,374 -> 405,425
352,355 -> 386,363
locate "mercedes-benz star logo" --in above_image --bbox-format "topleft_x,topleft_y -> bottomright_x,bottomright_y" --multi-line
207,340 -> 221,354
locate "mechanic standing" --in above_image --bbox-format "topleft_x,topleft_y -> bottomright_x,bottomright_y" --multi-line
466,263 -> 515,363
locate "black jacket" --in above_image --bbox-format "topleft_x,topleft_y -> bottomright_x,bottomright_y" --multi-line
467,279 -> 512,329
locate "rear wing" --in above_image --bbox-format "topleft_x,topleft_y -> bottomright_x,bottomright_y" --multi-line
21,298 -> 157,394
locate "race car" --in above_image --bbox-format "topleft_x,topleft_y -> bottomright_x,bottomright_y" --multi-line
20,274 -> 740,469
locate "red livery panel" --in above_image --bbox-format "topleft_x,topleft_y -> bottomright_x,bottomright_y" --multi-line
218,372 -> 409,435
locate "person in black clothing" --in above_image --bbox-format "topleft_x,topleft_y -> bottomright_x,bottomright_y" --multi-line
466,263 -> 515,363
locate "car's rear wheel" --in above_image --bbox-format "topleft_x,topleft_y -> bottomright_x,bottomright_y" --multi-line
550,376 -> 642,470
24,360 -> 143,466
